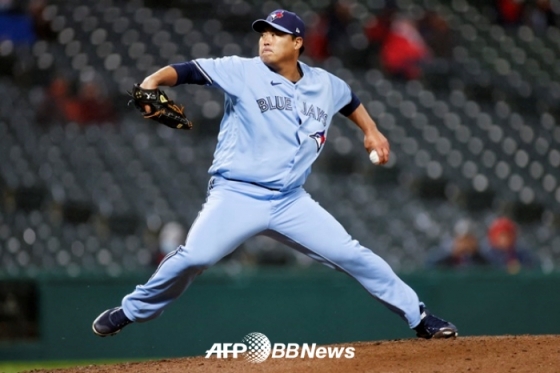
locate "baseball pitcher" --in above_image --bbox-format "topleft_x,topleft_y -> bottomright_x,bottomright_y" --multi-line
93,9 -> 458,340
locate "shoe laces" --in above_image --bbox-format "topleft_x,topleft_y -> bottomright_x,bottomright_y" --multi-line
423,314 -> 449,331
420,306 -> 451,332
110,308 -> 132,328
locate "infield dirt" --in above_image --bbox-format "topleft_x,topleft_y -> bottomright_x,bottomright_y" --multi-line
26,335 -> 559,373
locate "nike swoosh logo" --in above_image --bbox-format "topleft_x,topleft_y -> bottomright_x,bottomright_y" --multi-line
270,81 -> 282,86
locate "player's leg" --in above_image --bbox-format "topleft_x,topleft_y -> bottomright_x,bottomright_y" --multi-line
268,189 -> 457,337
93,178 -> 270,336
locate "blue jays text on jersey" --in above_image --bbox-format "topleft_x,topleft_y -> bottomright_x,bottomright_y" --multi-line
256,96 -> 293,112
256,95 -> 328,127
301,102 -> 328,126
191,56 -> 352,191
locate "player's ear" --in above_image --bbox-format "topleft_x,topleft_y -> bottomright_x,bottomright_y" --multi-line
293,36 -> 303,52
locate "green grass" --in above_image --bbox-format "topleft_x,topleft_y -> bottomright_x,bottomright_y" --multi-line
0,359 -> 147,373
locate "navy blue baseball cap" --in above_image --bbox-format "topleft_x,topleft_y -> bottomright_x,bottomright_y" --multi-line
252,9 -> 305,39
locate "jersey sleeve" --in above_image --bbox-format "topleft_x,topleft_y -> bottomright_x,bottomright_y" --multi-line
193,56 -> 246,96
328,73 -> 353,113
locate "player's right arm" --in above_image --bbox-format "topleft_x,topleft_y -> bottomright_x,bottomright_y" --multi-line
327,72 -> 390,164
346,104 -> 390,165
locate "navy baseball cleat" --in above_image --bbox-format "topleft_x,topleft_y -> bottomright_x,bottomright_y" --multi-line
92,307 -> 133,337
414,305 -> 458,339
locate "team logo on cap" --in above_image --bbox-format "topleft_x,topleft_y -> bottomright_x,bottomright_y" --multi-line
268,11 -> 284,21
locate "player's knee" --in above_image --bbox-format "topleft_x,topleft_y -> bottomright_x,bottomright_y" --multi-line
334,246 -> 374,269
185,253 -> 219,269
179,244 -> 226,269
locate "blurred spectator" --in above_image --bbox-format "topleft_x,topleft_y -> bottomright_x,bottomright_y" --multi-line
0,39 -> 16,78
304,12 -> 330,62
27,0 -> 56,41
0,0 -> 15,11
0,0 -> 36,45
526,0 -> 557,33
36,76 -> 72,125
380,16 -> 430,80
305,1 -> 354,62
364,7 -> 397,52
325,0 -> 354,57
65,81 -> 117,125
152,221 -> 186,266
418,11 -> 453,59
38,78 -> 117,125
426,220 -> 489,269
495,0 -> 557,32
481,217 -> 537,274
495,0 -> 525,26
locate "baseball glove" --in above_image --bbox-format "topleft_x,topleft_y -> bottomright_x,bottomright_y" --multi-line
128,84 -> 193,130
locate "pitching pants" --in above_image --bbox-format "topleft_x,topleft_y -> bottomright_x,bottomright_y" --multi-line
122,176 -> 422,328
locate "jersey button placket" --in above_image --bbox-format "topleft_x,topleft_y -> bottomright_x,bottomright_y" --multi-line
293,85 -> 302,126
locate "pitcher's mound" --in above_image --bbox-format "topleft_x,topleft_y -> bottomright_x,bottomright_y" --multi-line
29,335 -> 559,373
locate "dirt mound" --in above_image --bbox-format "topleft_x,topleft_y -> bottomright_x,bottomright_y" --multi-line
27,335 -> 559,373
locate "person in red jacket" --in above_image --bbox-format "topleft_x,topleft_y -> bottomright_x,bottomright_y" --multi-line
482,217 -> 537,274
495,0 -> 525,25
380,17 -> 430,80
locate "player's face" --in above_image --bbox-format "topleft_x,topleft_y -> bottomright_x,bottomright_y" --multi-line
258,27 -> 301,66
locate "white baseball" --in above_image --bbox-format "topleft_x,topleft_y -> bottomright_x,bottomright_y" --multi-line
369,150 -> 380,165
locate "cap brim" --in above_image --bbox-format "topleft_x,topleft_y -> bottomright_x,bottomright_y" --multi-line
252,19 -> 293,35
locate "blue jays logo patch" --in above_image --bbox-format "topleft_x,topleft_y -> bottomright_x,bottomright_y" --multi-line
268,11 -> 284,21
309,131 -> 326,152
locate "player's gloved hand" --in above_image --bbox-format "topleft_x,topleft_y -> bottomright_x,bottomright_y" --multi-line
128,84 -> 193,130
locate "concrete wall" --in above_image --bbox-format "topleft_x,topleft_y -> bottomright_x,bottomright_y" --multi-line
1,268 -> 559,361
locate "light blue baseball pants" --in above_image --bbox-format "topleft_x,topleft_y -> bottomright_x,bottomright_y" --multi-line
122,176 -> 422,328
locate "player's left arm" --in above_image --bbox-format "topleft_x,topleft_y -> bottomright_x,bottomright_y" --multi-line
345,104 -> 390,165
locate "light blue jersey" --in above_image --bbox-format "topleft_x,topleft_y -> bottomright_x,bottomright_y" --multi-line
194,56 -> 351,190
